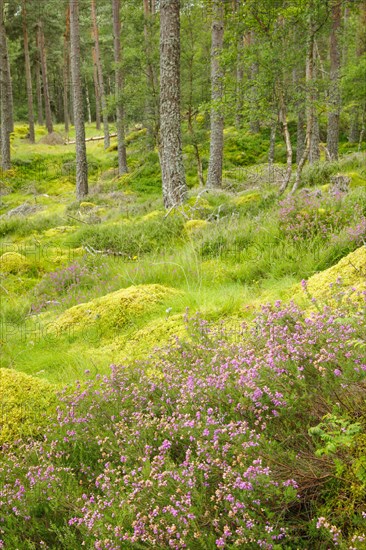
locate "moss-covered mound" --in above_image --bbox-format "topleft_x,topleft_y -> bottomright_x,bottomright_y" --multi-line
122,313 -> 186,359
53,284 -> 180,336
232,191 -> 261,207
0,369 -> 56,444
294,245 -> 366,304
0,252 -> 30,274
184,219 -> 209,233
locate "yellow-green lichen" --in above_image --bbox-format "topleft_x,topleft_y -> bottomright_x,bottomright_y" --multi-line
0,368 -> 56,443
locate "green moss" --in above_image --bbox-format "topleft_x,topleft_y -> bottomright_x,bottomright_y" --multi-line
293,246 -> 366,304
79,201 -> 97,210
53,284 -> 180,335
347,171 -> 366,188
0,252 -> 30,274
184,219 -> 210,233
42,225 -> 75,238
121,314 -> 186,359
232,192 -> 261,207
141,210 -> 164,221
0,368 -> 56,443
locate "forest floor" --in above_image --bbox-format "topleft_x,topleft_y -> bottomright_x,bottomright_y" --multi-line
1,123 -> 366,548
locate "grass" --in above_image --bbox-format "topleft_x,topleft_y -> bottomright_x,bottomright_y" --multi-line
1,121 -> 366,548
1,123 -> 365,384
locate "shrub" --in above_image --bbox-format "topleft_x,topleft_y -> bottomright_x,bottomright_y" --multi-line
1,295 -> 366,548
279,192 -> 363,242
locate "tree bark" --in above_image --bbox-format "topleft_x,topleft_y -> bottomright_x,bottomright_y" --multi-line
292,19 -> 315,193
92,47 -> 101,130
309,36 -> 320,163
296,107 -> 306,164
159,0 -> 187,208
91,0 -> 109,149
5,37 -> 13,133
143,0 -> 159,148
349,0 -> 366,142
235,0 -> 244,129
206,0 -> 224,189
113,0 -> 128,175
0,0 -> 12,170
326,0 -> 341,160
37,21 -> 53,134
85,80 -> 92,124
63,4 -> 70,133
70,0 -> 88,198
35,53 -> 43,126
268,119 -> 276,166
278,89 -> 292,194
22,0 -> 35,143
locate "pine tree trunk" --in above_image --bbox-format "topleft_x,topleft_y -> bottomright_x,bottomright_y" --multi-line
296,107 -> 306,164
22,0 -> 35,143
92,47 -> 101,130
310,114 -> 320,163
159,0 -> 186,208
292,20 -> 315,193
249,64 -> 260,132
0,0 -> 12,170
37,21 -> 53,134
235,0 -> 244,129
91,0 -> 109,149
278,89 -> 293,194
70,0 -> 88,198
207,0 -> 224,189
5,39 -> 14,133
143,0 -> 159,148
36,55 -> 43,126
309,37 -> 320,163
63,5 -> 70,133
268,119 -> 276,166
327,0 -> 341,160
85,80 -> 92,124
349,0 -> 366,142
113,0 -> 128,175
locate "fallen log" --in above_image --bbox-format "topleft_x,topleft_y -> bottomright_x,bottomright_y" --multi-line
67,133 -> 117,144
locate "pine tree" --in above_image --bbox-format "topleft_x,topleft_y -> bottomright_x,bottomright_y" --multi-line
70,0 -> 88,198
206,0 -> 224,189
159,0 -> 187,208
